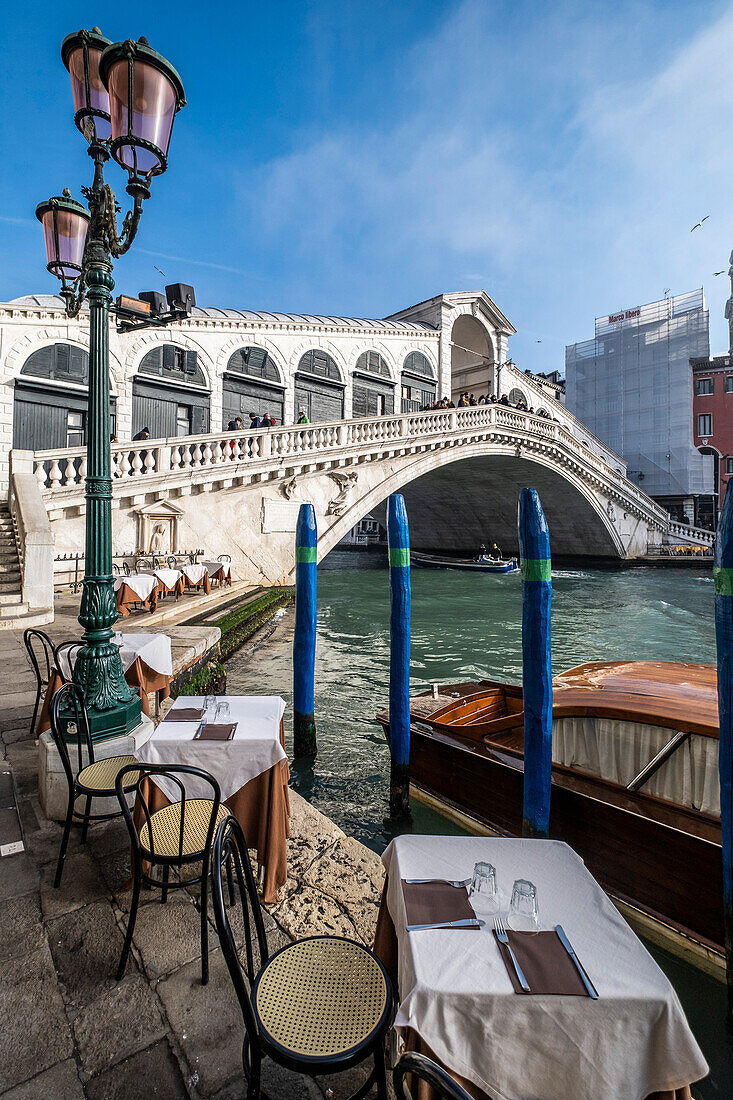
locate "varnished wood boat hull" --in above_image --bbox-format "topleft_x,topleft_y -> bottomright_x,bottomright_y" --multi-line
406,724 -> 724,951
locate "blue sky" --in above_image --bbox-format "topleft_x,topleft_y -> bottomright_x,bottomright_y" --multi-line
1,0 -> 732,372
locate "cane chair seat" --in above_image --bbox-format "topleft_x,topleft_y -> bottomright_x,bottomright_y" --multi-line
139,799 -> 229,858
77,755 -> 140,794
253,937 -> 390,1059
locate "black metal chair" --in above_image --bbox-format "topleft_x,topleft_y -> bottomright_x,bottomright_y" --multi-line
393,1053 -> 473,1100
135,556 -> 153,571
123,560 -> 131,575
211,815 -> 392,1100
53,639 -> 84,683
115,763 -> 229,984
217,554 -> 232,562
49,683 -> 141,888
24,628 -> 57,739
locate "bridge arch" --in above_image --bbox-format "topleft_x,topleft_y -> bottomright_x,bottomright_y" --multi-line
450,313 -> 496,399
317,444 -> 625,561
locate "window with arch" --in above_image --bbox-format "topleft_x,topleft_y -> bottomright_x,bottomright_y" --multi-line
227,346 -> 280,382
355,351 -> 391,378
297,349 -> 341,380
508,388 -> 526,405
402,351 -> 434,378
536,407 -> 548,417
138,345 -> 206,386
20,343 -> 89,385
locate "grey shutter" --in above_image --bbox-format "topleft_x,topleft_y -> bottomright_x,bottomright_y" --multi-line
185,350 -> 197,376
162,345 -> 176,372
352,384 -> 368,417
55,343 -> 70,377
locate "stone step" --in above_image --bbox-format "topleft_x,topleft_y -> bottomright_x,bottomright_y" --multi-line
0,592 -> 23,607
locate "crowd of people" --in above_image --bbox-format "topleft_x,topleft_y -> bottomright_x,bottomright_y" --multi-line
425,391 -> 554,417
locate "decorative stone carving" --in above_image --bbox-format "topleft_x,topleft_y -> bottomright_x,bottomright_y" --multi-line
326,470 -> 358,517
134,497 -> 184,554
281,476 -> 298,500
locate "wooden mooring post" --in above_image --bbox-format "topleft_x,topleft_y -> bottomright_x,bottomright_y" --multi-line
518,487 -> 553,839
293,502 -> 318,758
387,493 -> 412,821
713,488 -> 733,1019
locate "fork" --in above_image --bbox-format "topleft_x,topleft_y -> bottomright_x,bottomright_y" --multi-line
404,877 -> 471,888
493,916 -> 531,992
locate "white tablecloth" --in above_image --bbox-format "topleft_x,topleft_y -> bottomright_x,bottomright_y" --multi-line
57,632 -> 172,681
114,573 -> 157,601
383,835 -> 708,1100
140,567 -> 182,590
135,694 -> 287,803
181,563 -> 207,585
201,560 -> 231,577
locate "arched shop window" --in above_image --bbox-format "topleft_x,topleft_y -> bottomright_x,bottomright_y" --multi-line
132,345 -> 210,439
355,351 -> 391,379
295,350 -> 344,422
353,351 -> 394,418
508,388 -> 526,405
12,343 -> 112,452
400,351 -> 436,412
222,346 -> 284,426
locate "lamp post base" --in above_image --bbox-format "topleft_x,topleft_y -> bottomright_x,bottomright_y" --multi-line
57,694 -> 142,745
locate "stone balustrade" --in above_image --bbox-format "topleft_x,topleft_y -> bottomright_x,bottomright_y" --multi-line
31,404 -> 663,523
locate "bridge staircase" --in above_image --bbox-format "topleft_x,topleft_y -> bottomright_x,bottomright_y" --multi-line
0,504 -> 32,626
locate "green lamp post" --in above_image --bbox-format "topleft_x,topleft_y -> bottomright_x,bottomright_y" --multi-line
36,28 -> 186,742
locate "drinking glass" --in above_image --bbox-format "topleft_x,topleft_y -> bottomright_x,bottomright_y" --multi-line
468,861 -> 499,915
508,879 -> 539,931
215,701 -> 230,721
203,695 -> 217,719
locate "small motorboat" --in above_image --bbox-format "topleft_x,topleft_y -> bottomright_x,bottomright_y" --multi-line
411,551 -> 519,573
377,661 -> 723,962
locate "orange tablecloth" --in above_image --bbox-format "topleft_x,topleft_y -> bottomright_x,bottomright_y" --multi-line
133,718 -> 290,903
115,580 -> 161,617
36,658 -> 171,735
373,889 -> 693,1100
208,565 -> 232,588
183,571 -> 212,596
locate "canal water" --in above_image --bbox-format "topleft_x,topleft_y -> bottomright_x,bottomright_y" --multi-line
227,552 -> 732,1094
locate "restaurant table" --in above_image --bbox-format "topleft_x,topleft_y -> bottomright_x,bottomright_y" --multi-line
374,835 -> 708,1100
133,695 -> 289,902
114,573 -> 159,616
200,560 -> 232,587
180,563 -> 212,595
36,632 -> 173,734
139,567 -> 185,599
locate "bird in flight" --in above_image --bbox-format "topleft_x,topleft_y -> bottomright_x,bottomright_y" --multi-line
714,270 -> 725,276
690,216 -> 710,232
536,339 -> 542,343
154,265 -> 166,277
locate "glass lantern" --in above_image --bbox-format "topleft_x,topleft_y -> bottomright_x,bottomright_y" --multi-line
99,37 -> 185,195
61,27 -> 113,144
35,190 -> 90,290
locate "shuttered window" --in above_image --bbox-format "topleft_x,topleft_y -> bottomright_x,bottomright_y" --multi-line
297,350 -> 341,381
352,383 -> 395,418
139,346 -> 206,385
402,351 -> 434,378
227,347 -> 280,381
355,351 -> 390,378
20,343 -> 89,384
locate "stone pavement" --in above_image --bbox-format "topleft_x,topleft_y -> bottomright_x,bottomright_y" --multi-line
0,666 -> 390,1099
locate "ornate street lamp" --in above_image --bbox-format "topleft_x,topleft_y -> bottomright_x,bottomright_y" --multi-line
37,29 -> 186,742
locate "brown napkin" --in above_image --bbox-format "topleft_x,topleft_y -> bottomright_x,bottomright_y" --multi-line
165,708 -> 203,723
494,929 -> 592,995
194,722 -> 237,741
401,880 -> 479,929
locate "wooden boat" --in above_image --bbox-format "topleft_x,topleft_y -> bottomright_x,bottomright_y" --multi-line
377,661 -> 724,959
411,551 -> 519,574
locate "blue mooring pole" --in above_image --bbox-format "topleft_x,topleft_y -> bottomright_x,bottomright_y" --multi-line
387,493 -> 412,820
293,503 -> 317,758
518,487 -> 553,838
713,489 -> 733,1019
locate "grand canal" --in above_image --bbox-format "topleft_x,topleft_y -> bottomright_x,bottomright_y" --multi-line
227,551 -> 715,849
228,552 -> 732,1094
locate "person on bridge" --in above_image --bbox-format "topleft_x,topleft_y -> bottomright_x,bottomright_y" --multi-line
261,411 -> 276,427
297,409 -> 310,425
132,427 -> 150,441
249,411 -> 261,429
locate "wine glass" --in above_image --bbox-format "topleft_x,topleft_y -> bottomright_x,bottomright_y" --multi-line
468,861 -> 499,915
508,879 -> 539,931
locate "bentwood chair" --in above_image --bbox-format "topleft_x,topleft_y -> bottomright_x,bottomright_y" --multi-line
49,683 -> 141,889
24,628 -> 56,739
53,640 -> 84,683
393,1053 -> 473,1100
115,763 -> 230,984
211,815 -> 393,1100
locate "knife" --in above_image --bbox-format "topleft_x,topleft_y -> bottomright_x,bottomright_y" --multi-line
556,925 -> 599,999
406,918 -> 485,931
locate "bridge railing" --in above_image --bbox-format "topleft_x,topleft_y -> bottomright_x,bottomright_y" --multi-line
30,404 -> 667,524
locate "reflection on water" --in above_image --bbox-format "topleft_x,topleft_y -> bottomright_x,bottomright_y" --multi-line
226,551 -> 715,850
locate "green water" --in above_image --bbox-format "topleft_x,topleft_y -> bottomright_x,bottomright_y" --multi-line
226,553 -> 731,1095
227,552 -> 715,848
